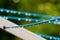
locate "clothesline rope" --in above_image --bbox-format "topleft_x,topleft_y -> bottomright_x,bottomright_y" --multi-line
0,15 -> 60,25
37,34 -> 60,40
4,17 -> 60,29
0,15 -> 43,22
0,8 -> 60,40
0,8 -> 58,18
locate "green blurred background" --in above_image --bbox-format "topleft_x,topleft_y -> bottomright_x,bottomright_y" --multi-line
0,0 -> 60,40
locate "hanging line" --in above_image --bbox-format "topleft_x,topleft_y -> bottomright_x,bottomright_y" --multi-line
0,15 -> 43,22
37,34 -> 60,40
3,17 -> 60,29
0,15 -> 60,25
1,8 -> 60,40
0,8 -> 58,19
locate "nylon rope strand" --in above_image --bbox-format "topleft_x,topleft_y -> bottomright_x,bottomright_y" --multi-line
0,8 -> 60,40
0,15 -> 60,25
3,17 -> 60,29
3,19 -> 60,40
3,18 -> 60,40
37,34 -> 60,40
0,8 -> 58,19
0,15 -> 43,22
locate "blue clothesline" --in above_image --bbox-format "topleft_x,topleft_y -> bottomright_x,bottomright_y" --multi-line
4,17 -> 60,29
0,15 -> 43,22
0,8 -> 60,40
37,34 -> 60,40
0,8 -> 58,19
0,15 -> 60,25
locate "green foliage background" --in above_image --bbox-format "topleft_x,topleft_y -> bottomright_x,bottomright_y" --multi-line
0,0 -> 60,40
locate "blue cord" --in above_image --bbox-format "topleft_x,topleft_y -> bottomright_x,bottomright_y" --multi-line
0,8 -> 57,18
0,15 -> 60,25
3,17 -> 60,29
0,15 -> 43,22
37,34 -> 60,40
1,8 -> 60,40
